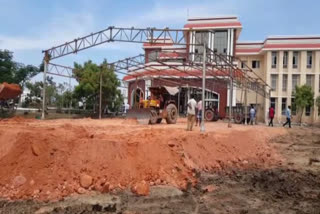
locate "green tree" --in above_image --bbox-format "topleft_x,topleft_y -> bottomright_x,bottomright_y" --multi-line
73,60 -> 122,115
293,85 -> 314,124
0,49 -> 40,85
24,77 -> 59,109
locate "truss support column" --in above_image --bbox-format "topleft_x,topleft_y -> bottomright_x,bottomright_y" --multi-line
228,67 -> 233,128
255,83 -> 258,124
42,55 -> 49,120
244,80 -> 248,125
178,86 -> 181,117
99,70 -> 102,119
69,77 -> 72,116
200,44 -> 206,133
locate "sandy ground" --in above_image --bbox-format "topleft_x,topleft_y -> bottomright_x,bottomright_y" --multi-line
0,117 -> 319,213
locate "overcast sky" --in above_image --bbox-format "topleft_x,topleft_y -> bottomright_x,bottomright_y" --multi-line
1,0 -> 320,83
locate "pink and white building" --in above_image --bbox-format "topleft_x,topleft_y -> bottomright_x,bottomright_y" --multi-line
124,16 -> 320,123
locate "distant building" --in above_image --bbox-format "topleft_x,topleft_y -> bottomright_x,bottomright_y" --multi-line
237,36 -> 320,123
123,16 -> 320,123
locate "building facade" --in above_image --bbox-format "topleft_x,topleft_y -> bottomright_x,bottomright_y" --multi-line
237,37 -> 320,123
124,16 -> 320,123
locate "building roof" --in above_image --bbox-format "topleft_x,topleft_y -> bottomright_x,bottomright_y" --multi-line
184,16 -> 242,40
236,35 -> 320,55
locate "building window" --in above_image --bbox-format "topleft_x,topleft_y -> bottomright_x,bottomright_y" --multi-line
281,98 -> 287,115
147,50 -> 160,62
283,51 -> 288,68
271,74 -> 278,91
305,105 -> 311,116
291,98 -> 297,115
293,51 -> 299,69
307,51 -> 312,69
194,31 -> 209,61
271,52 -> 277,68
241,61 -> 247,69
292,74 -> 300,93
282,74 -> 288,92
252,60 -> 260,69
306,74 -> 314,90
213,31 -> 228,55
270,97 -> 276,109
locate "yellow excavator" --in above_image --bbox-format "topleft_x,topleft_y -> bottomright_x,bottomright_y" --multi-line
127,86 -> 178,124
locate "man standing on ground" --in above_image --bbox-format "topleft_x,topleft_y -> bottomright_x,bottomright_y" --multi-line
249,105 -> 256,125
187,94 -> 197,131
196,99 -> 202,126
283,106 -> 291,128
268,106 -> 274,127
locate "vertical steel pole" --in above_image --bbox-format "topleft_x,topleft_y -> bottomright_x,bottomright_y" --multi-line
69,77 -> 71,116
41,58 -> 48,120
228,65 -> 233,128
99,70 -> 102,119
200,44 -> 206,132
177,87 -> 181,117
244,79 -> 248,125
255,82 -> 258,124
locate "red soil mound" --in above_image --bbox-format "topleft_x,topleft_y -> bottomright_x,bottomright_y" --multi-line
0,119 -> 283,201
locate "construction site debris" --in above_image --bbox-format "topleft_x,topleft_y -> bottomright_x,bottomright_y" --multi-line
0,118 -> 285,200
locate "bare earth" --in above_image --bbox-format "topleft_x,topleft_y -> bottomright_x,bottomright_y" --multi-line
0,117 -> 319,214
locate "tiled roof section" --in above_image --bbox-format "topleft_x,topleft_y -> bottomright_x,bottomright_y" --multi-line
236,36 -> 320,55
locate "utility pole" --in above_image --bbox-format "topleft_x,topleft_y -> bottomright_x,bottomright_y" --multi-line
42,53 -> 49,120
99,70 -> 102,119
200,43 -> 206,133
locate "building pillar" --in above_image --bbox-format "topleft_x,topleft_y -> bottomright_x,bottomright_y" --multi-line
313,51 -> 320,122
287,51 -> 293,104
300,51 -> 307,85
265,51 -> 272,124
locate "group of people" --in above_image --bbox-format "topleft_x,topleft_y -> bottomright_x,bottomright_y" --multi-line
268,105 -> 291,128
187,94 -> 293,131
186,95 -> 203,131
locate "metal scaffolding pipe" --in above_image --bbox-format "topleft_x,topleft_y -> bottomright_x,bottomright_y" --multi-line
228,66 -> 233,128
42,59 -> 48,120
200,44 -> 206,133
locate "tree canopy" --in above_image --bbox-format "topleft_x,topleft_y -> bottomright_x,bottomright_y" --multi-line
73,59 -> 122,113
0,49 -> 40,86
293,85 -> 314,123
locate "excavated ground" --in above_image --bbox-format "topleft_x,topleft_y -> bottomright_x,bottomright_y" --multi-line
0,117 -> 319,213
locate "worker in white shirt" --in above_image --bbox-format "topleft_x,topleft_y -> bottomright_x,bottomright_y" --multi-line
187,94 -> 197,131
196,99 -> 202,126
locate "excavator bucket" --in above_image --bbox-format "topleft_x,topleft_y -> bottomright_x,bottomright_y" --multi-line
126,108 -> 151,125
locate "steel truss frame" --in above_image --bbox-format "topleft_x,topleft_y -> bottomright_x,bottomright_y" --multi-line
42,26 -> 271,126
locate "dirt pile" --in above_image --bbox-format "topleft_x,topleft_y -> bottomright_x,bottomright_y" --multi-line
0,82 -> 22,100
0,118 -> 284,200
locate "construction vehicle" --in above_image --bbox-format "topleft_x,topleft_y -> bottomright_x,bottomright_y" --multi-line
225,104 -> 251,124
127,86 -> 178,124
204,104 -> 219,122
0,82 -> 22,114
